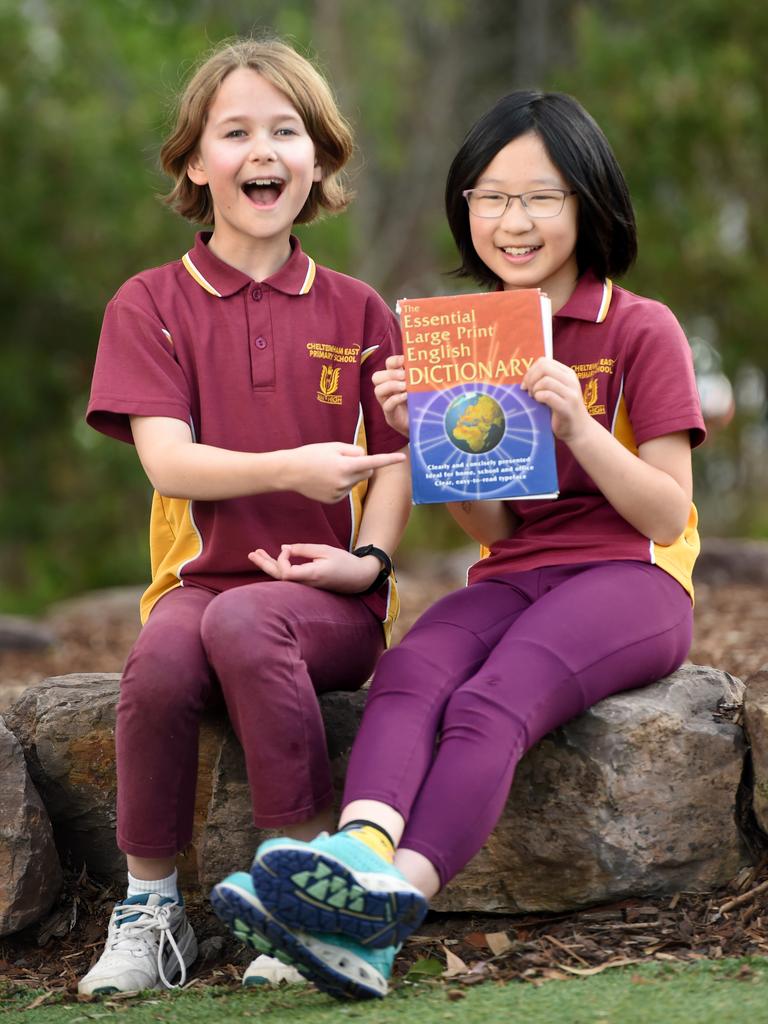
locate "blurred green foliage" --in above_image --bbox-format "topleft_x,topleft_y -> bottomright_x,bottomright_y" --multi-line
2,0 -> 766,611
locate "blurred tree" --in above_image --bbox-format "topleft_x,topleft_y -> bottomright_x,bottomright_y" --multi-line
553,0 -> 766,372
2,0 -> 766,610
0,0 -> 574,607
551,0 -> 768,533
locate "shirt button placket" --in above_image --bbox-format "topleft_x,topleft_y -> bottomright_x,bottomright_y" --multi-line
248,285 -> 274,388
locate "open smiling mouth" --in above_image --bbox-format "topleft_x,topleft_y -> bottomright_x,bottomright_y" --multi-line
502,245 -> 542,256
242,178 -> 285,205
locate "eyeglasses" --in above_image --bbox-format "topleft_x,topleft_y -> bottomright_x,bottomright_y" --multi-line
462,187 -> 576,219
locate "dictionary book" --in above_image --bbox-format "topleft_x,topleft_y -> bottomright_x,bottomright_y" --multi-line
398,289 -> 559,505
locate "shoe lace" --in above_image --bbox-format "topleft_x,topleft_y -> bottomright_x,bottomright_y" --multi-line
109,902 -> 188,989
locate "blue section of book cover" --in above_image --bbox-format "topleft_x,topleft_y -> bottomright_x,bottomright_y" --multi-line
408,383 -> 559,504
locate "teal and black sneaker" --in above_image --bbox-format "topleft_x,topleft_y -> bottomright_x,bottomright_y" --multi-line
250,831 -> 427,948
210,871 -> 394,1000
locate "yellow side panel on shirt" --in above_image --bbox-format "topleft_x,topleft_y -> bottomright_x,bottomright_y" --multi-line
613,396 -> 698,601
474,399 -> 700,601
139,492 -> 202,624
139,481 -> 401,641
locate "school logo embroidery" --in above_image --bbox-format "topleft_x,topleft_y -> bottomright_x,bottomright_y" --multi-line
581,375 -> 606,416
583,377 -> 599,410
572,358 -> 613,418
318,364 -> 343,405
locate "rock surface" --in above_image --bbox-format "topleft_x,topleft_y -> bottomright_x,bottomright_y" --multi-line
434,664 -> 748,912
3,674 -> 364,889
4,665 -> 750,914
5,675 -> 124,881
0,717 -> 63,936
743,668 -> 768,833
694,537 -> 768,585
0,614 -> 56,651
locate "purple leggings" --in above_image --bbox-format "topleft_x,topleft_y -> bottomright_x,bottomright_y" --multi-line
343,561 -> 693,887
116,582 -> 384,858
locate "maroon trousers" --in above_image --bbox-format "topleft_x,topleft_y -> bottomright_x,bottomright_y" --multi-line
115,582 -> 384,858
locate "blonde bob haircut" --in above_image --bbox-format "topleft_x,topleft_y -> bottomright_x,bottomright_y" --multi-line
160,37 -> 354,225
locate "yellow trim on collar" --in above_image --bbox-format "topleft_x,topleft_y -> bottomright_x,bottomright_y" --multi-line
595,278 -> 613,323
182,252 -> 222,297
299,256 -> 316,294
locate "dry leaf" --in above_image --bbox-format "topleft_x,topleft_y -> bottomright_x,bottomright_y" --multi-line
734,965 -> 755,980
558,957 -> 642,976
442,946 -> 469,977
24,992 -> 55,1010
486,931 -> 513,956
539,968 -> 571,981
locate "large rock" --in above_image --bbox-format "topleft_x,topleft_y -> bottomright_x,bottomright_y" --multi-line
3,675 -> 365,889
434,665 -> 748,912
0,717 -> 63,936
5,675 -> 123,881
742,668 -> 768,833
4,666 -> 750,913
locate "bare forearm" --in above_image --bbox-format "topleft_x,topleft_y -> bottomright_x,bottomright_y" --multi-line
140,440 -> 292,500
446,499 -> 518,546
567,418 -> 691,544
355,455 -> 412,556
129,416 -> 407,505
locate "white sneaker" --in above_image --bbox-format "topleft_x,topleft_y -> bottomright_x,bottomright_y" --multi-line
78,893 -> 198,995
243,954 -> 307,986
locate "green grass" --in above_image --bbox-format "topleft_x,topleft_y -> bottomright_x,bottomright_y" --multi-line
2,960 -> 767,1024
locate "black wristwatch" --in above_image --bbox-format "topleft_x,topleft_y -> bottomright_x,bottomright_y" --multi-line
352,545 -> 393,595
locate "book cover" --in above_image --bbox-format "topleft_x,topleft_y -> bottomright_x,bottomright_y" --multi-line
398,289 -> 559,505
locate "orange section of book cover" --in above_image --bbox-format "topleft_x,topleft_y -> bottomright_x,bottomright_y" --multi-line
398,289 -> 546,393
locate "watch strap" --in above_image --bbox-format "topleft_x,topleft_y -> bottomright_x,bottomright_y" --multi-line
352,545 -> 393,595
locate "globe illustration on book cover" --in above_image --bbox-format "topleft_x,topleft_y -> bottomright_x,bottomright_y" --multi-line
408,381 -> 558,503
444,392 -> 505,454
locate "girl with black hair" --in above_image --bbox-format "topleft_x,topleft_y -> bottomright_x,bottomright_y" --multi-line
212,91 -> 705,1001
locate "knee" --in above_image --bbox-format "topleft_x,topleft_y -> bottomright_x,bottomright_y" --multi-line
442,677 -> 525,743
200,586 -> 291,671
120,626 -> 209,718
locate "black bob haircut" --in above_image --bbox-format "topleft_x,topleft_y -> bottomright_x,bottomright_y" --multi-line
445,91 -> 637,288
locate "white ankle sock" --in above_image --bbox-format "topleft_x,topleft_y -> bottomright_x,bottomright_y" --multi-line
127,869 -> 179,901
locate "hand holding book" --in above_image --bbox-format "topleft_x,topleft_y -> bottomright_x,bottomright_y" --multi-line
371,355 -> 410,438
522,356 -> 593,444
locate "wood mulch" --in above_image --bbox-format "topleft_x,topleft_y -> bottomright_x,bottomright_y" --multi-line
1,562 -> 767,999
3,858 -> 768,1001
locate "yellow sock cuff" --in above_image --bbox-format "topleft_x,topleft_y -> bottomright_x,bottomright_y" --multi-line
345,824 -> 395,863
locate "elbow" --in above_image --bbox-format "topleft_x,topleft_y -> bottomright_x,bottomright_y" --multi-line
139,458 -> 164,493
652,528 -> 685,547
140,459 -> 180,497
135,442 -> 187,497
651,508 -> 691,547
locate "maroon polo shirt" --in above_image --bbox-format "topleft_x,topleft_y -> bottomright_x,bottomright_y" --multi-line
468,272 -> 706,598
87,233 -> 405,631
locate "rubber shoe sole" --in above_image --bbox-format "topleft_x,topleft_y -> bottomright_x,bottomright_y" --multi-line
210,874 -> 388,1000
251,842 -> 427,948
